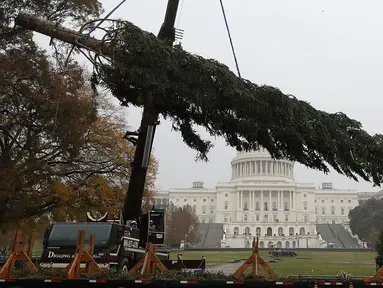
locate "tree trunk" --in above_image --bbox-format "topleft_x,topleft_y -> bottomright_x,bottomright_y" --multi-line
15,12 -> 112,56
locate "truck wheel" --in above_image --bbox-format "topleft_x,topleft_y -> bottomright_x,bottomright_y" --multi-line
120,258 -> 130,274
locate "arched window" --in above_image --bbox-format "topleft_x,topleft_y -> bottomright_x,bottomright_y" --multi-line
234,227 -> 239,235
278,227 -> 283,236
285,241 -> 290,248
292,241 -> 296,248
244,214 -> 248,221
256,227 -> 261,236
245,227 -> 250,235
299,227 -> 305,235
277,241 -> 282,248
256,202 -> 260,210
267,227 -> 272,236
259,241 -> 264,248
289,227 -> 294,236
321,207 -> 326,215
224,201 -> 228,210
331,206 -> 335,215
303,202 -> 308,210
202,206 -> 206,214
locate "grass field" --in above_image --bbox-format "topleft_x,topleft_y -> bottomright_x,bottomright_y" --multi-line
170,251 -> 377,277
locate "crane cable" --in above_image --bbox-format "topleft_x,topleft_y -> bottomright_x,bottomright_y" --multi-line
219,0 -> 242,78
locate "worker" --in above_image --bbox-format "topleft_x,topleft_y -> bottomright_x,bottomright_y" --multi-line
149,220 -> 156,230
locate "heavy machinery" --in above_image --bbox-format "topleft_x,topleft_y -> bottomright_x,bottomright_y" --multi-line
39,206 -> 170,271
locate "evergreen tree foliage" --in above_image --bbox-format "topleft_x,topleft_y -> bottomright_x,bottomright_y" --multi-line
92,20 -> 383,186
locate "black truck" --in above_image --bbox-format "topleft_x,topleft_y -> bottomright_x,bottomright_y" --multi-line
39,206 -> 170,271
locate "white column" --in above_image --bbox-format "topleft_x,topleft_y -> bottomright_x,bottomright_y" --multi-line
251,191 -> 254,210
261,191 -> 264,211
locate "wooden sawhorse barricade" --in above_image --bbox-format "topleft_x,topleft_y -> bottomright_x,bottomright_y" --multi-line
234,237 -> 278,280
0,230 -> 37,278
66,230 -> 100,279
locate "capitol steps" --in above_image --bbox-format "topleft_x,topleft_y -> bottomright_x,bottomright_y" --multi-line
196,223 -> 224,248
316,224 -> 361,248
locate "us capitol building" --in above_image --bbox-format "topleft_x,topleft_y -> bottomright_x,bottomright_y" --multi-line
155,149 -> 377,249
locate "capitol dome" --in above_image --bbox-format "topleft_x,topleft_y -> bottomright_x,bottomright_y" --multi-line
231,148 -> 294,181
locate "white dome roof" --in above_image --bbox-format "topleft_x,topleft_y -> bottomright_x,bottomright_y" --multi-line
231,148 -> 295,182
236,148 -> 272,158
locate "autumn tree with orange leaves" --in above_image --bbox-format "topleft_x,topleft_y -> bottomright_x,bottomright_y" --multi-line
165,202 -> 200,248
0,42 -> 158,235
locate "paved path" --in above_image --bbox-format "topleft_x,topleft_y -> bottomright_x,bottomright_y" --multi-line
207,261 -> 245,275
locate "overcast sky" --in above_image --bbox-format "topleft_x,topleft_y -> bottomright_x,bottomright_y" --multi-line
34,0 -> 383,192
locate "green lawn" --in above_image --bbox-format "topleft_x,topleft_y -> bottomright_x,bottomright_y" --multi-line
170,251 -> 377,277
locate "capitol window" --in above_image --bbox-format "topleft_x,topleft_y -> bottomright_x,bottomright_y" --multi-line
304,194 -> 307,197
203,199 -> 206,202
224,215 -> 228,222
225,193 -> 228,197
285,214 -> 288,222
244,215 -> 248,221
255,202 -> 260,210
303,202 -> 308,210
341,208 -> 344,215
340,199 -> 343,203
348,199 -> 351,203
264,202 -> 268,211
194,199 -> 196,202
224,201 -> 228,210
184,198 -> 187,202
331,206 -> 335,215
234,227 -> 239,235
321,207 -> 325,215
321,199 -> 324,203
256,227 -> 261,236
202,206 -> 206,214
210,206 -> 214,214
256,214 -> 260,221
244,202 -> 249,211
272,202 -> 277,211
